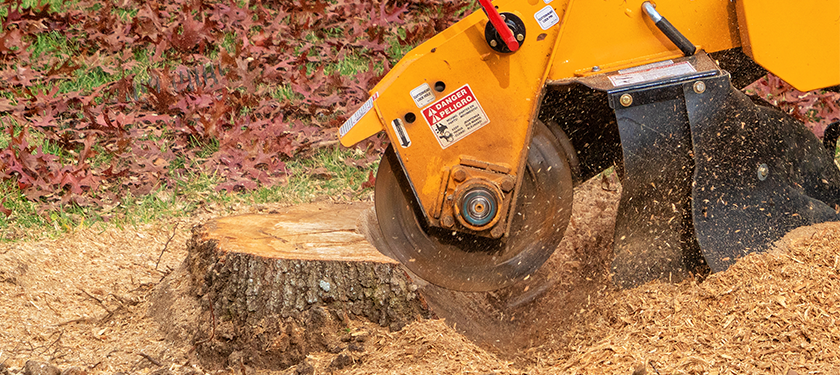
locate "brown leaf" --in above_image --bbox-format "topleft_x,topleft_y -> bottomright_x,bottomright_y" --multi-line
0,198 -> 11,218
360,170 -> 376,189
307,167 -> 334,180
46,59 -> 80,77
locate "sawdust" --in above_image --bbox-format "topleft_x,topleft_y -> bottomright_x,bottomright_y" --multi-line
0,202 -> 298,373
0,222 -> 193,373
540,221 -> 840,375
330,221 -> 840,375
342,320 -> 516,374
1,188 -> 838,375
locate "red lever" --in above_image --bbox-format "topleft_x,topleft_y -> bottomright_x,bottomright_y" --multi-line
478,0 -> 519,52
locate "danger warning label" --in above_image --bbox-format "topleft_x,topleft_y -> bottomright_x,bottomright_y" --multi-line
421,84 -> 490,149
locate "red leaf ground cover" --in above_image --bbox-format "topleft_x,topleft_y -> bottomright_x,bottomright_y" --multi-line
746,74 -> 840,139
1,0 -> 836,216
0,0 -> 471,211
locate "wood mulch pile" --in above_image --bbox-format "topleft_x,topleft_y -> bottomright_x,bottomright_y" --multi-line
550,221 -> 840,375
1,194 -> 838,375
324,221 -> 839,375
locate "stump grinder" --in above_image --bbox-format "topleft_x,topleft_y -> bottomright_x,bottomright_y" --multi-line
339,0 -> 840,291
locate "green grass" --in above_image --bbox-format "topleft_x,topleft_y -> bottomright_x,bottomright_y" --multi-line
0,129 -> 9,149
22,31 -> 115,96
62,66 -> 117,93
329,50 -> 371,76
269,84 -> 301,101
0,146 -> 379,242
114,5 -> 138,21
247,146 -> 378,204
29,31 -> 76,66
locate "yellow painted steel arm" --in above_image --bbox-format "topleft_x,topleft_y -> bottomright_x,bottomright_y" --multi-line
342,0 -> 565,226
339,0 -> 742,149
338,100 -> 384,148
341,0 -> 839,148
547,0 -> 740,79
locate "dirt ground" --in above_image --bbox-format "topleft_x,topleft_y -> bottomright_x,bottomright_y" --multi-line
1,176 -> 839,375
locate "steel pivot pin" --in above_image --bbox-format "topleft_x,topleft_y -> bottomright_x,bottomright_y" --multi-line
693,81 -> 706,94
619,94 -> 633,107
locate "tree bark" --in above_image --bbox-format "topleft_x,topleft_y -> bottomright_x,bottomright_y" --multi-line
150,202 -> 430,370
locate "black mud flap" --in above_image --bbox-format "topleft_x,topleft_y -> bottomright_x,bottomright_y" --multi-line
687,75 -> 840,272
610,72 -> 840,288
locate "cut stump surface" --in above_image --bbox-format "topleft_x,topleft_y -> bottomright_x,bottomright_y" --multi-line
205,205 -> 395,263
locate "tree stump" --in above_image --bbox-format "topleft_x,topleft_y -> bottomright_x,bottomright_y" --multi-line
151,177 -> 621,371
150,202 -> 430,370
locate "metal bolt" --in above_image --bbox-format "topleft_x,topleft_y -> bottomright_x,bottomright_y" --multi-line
516,34 -> 524,42
619,94 -> 633,107
490,40 -> 498,47
441,215 -> 455,228
757,163 -> 769,181
490,225 -> 505,238
592,66 -> 601,72
500,176 -> 516,192
452,167 -> 467,182
693,81 -> 706,94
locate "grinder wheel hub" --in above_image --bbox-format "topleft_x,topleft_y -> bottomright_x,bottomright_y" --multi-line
456,183 -> 501,229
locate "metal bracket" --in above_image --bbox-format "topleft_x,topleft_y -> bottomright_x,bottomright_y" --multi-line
609,73 -> 709,288
436,158 -> 517,239
609,70 -> 840,288
686,74 -> 840,272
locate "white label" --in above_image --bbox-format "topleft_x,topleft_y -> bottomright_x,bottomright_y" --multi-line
339,92 -> 379,137
608,61 -> 697,87
534,6 -> 559,30
618,60 -> 674,74
421,84 -> 490,149
544,0 -> 553,3
410,83 -> 435,108
391,118 -> 411,148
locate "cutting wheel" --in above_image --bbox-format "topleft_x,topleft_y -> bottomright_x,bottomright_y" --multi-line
374,120 -> 574,291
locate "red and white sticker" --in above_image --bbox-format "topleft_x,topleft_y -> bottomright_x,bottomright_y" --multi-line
422,84 -> 490,149
608,61 -> 697,87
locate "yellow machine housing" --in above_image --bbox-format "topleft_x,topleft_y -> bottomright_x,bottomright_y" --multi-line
337,0 -> 840,291
736,0 -> 840,92
340,0 -> 756,235
341,0 -> 840,236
